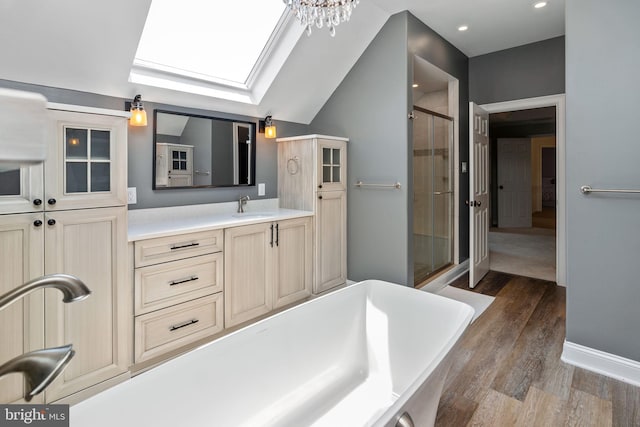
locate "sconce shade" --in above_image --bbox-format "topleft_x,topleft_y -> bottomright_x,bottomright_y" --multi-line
265,125 -> 277,139
129,94 -> 147,127
264,115 -> 276,139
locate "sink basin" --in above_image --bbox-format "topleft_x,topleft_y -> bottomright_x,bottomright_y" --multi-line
232,212 -> 276,219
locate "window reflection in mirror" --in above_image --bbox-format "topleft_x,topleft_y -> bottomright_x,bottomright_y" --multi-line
153,110 -> 256,189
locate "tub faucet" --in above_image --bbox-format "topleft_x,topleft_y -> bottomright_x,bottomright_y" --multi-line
0,274 -> 91,401
0,345 -> 75,402
0,274 -> 91,310
237,195 -> 250,213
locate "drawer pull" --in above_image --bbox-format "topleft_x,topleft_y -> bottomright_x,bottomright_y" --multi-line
169,276 -> 199,286
170,242 -> 200,250
169,319 -> 199,331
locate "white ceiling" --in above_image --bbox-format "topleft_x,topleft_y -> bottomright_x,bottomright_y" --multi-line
0,0 -> 564,124
370,0 -> 565,57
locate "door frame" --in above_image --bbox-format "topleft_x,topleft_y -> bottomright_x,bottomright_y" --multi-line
480,94 -> 566,287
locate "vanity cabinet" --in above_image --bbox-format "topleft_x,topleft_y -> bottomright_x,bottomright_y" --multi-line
0,106 -> 130,404
277,135 -> 348,294
224,216 -> 312,328
133,230 -> 224,364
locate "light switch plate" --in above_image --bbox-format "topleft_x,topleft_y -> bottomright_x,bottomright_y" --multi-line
461,162 -> 468,174
127,187 -> 137,204
258,183 -> 265,196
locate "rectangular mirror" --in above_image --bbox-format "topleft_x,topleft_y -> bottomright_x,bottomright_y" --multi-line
153,110 -> 256,189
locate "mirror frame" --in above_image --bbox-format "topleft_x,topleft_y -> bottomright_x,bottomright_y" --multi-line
152,109 -> 257,190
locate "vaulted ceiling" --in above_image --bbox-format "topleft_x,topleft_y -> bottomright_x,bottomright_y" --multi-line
0,0 -> 564,124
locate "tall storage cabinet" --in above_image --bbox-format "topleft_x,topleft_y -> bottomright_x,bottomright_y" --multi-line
0,106 -> 130,404
277,135 -> 348,294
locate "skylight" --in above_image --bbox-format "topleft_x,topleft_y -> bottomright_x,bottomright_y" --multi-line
134,0 -> 287,87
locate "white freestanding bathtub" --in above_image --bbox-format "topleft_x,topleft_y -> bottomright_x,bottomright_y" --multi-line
71,280 -> 473,427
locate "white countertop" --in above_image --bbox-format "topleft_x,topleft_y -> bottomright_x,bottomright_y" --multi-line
128,199 -> 313,241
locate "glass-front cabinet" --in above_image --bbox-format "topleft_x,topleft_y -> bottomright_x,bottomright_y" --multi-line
45,110 -> 126,211
0,163 -> 44,214
317,139 -> 346,191
0,109 -> 126,213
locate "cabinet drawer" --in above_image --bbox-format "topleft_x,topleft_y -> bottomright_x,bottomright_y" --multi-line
134,294 -> 223,363
134,229 -> 223,267
135,253 -> 223,315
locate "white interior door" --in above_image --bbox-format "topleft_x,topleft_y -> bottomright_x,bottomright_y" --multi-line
497,138 -> 532,228
469,103 -> 490,287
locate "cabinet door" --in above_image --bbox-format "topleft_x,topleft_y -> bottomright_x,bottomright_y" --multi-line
315,191 -> 347,294
224,223 -> 273,327
273,217 -> 312,309
0,214 -> 44,403
43,207 -> 130,402
0,163 -> 44,214
45,110 -> 127,210
317,139 -> 347,192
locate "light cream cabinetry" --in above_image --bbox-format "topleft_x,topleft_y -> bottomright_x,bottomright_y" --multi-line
0,106 -> 130,404
277,135 -> 348,294
43,207 -> 129,402
0,110 -> 126,213
224,216 -> 312,328
45,110 -> 127,210
133,230 -> 224,364
0,213 -> 44,404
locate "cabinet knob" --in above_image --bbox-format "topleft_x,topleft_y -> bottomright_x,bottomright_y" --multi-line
33,199 -> 42,206
318,184 -> 323,189
47,219 -> 56,226
33,220 -> 43,227
47,198 -> 57,205
318,195 -> 323,199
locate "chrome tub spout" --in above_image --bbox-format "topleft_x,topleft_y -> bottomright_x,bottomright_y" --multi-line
0,345 -> 75,402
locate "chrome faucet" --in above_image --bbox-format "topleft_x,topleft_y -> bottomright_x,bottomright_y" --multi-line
0,274 -> 91,401
0,274 -> 91,309
237,195 -> 250,213
0,345 -> 75,402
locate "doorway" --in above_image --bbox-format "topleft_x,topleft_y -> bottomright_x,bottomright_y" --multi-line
486,101 -> 562,283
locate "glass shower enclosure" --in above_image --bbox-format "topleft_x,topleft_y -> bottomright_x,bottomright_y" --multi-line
413,107 -> 454,286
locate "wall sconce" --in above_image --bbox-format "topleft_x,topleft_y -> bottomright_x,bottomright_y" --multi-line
259,115 -> 277,139
129,94 -> 147,127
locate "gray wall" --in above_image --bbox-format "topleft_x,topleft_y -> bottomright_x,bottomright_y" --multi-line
0,78 -> 310,210
311,13 -> 410,284
180,116 -> 212,186
310,12 -> 469,285
565,0 -> 640,361
210,120 -> 234,186
469,36 -> 565,105
407,12 -> 470,264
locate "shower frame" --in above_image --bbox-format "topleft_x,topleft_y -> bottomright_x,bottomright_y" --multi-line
412,106 -> 455,286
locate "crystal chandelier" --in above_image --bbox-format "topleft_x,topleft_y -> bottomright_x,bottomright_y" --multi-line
283,0 -> 360,37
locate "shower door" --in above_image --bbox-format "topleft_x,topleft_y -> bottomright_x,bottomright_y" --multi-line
413,107 -> 454,286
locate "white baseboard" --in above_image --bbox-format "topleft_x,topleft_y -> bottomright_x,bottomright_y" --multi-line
561,341 -> 640,387
419,259 -> 470,294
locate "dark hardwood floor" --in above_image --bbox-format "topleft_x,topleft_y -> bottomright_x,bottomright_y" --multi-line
435,271 -> 640,427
